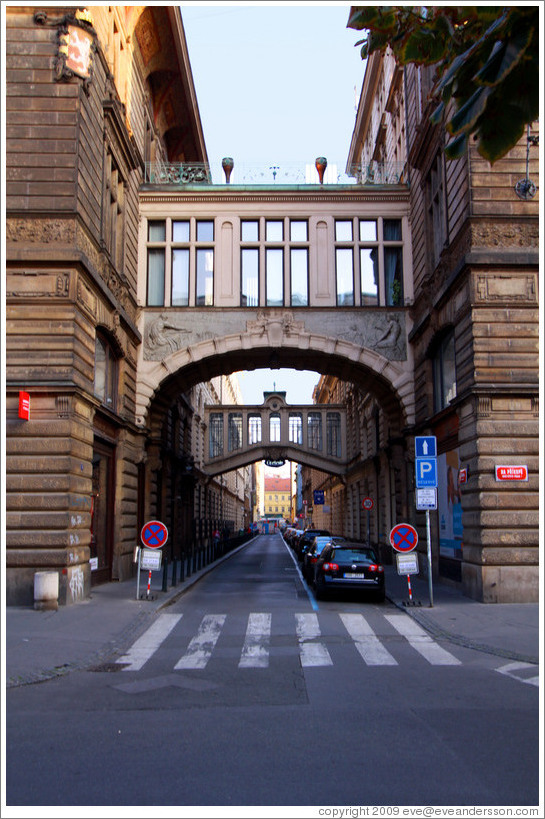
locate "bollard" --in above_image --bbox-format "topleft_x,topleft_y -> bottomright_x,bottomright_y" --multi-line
34,571 -> 59,611
171,558 -> 177,587
180,554 -> 185,583
162,560 -> 168,592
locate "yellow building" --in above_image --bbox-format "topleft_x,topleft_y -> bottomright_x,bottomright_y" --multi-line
263,476 -> 291,521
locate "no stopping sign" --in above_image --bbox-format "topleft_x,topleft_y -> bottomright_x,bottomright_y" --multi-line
389,523 -> 418,553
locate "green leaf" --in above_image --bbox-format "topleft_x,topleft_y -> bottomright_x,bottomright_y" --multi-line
448,86 -> 491,136
444,132 -> 469,161
475,25 -> 533,87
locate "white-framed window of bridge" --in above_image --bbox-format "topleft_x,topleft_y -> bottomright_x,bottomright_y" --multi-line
209,413 -> 223,458
147,219 -> 215,307
308,412 -> 323,451
228,412 -> 243,452
248,413 -> 262,445
327,412 -> 342,458
335,217 -> 404,307
289,412 -> 303,445
269,413 -> 281,442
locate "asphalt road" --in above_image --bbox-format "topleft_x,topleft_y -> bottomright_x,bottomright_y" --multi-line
6,535 -> 540,810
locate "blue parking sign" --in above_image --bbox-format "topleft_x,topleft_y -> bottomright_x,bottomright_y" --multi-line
416,457 -> 438,488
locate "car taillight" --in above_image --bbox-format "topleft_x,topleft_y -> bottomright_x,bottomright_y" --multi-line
368,564 -> 384,573
322,562 -> 339,572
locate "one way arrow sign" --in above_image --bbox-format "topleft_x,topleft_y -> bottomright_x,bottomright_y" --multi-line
415,436 -> 437,458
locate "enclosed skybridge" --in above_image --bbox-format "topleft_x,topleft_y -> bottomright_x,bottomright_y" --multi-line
203,391 -> 347,477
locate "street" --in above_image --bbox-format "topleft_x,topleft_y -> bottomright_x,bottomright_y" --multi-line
6,535 -> 539,809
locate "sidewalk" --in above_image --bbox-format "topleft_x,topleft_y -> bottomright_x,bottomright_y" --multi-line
4,543 -> 540,689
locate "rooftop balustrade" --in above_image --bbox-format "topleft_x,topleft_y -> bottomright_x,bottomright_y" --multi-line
143,159 -> 408,187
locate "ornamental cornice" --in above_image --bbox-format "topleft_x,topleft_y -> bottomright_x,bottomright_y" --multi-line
138,190 -> 410,206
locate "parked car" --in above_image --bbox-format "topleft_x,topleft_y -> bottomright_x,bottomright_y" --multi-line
302,535 -> 346,582
313,542 -> 385,601
296,528 -> 331,561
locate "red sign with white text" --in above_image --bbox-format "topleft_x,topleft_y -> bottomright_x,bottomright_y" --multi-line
18,391 -> 30,420
495,465 -> 528,481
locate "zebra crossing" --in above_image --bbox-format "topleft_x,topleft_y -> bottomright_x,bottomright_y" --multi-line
115,610 -> 462,672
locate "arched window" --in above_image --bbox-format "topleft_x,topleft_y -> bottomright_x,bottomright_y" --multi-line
432,329 -> 457,413
94,333 -> 118,411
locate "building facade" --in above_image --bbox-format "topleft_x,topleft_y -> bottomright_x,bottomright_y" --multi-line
263,475 -> 291,521
5,6 -> 250,605
305,49 -> 540,602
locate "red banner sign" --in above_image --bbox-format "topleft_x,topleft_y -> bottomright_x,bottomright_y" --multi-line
18,391 -> 30,420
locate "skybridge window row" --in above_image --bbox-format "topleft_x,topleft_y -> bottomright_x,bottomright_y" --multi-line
144,216 -> 406,309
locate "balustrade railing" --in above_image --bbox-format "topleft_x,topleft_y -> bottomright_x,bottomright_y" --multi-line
144,160 -> 407,187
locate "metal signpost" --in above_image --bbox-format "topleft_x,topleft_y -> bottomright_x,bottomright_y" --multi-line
390,523 -> 419,604
415,437 -> 437,607
362,497 -> 373,544
138,520 -> 168,600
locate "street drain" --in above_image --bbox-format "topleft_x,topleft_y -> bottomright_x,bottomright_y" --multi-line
87,662 -> 129,672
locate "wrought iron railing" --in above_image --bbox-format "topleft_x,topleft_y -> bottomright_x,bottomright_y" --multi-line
144,160 -> 408,187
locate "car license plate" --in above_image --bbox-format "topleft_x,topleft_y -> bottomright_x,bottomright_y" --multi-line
344,572 -> 365,579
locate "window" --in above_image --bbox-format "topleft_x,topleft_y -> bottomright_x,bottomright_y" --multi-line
308,412 -> 323,451
336,248 -> 354,306
289,412 -> 302,444
248,414 -> 262,444
266,248 -> 283,306
147,221 -> 165,306
196,249 -> 214,306
384,219 -> 404,306
269,413 -> 281,442
94,333 -> 118,410
427,154 -> 447,269
266,220 -> 283,242
242,220 -> 259,242
172,249 -> 189,306
290,249 -> 308,306
326,412 -> 342,458
104,151 -> 125,273
228,413 -> 243,451
209,413 -> 223,458
433,330 -> 457,413
241,249 -> 259,306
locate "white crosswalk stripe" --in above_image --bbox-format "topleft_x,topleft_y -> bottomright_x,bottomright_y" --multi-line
384,613 -> 461,665
116,613 -> 183,671
296,613 -> 333,667
239,613 -> 272,668
174,614 -> 226,670
339,612 -> 398,665
117,611 -> 464,672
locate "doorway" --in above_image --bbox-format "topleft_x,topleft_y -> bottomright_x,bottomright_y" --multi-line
91,439 -> 116,585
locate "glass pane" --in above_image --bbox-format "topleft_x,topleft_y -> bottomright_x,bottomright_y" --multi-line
269,413 -> 281,442
241,220 -> 259,242
290,221 -> 308,242
241,248 -> 259,307
196,248 -> 214,306
359,220 -> 377,241
336,248 -> 354,306
197,220 -> 214,241
290,248 -> 308,306
94,337 -> 106,400
442,333 -> 457,406
289,413 -> 302,444
327,412 -> 341,457
248,414 -> 262,444
308,412 -> 322,451
266,220 -> 283,242
228,413 -> 243,451
335,220 -> 352,241
266,248 -> 283,306
147,248 -> 165,306
172,221 -> 190,242
384,219 -> 402,241
148,220 -> 165,242
209,413 -> 223,458
384,247 -> 403,306
172,248 -> 189,306
360,248 -> 379,306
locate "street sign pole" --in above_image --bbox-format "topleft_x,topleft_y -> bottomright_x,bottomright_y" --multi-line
136,547 -> 142,600
426,510 -> 434,608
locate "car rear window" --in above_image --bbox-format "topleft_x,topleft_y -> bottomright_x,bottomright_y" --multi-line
331,548 -> 377,562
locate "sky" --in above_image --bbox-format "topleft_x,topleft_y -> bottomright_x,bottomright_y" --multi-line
181,2 -> 367,406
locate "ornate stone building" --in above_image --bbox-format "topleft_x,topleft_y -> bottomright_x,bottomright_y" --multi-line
306,50 -> 540,602
5,6 -> 249,605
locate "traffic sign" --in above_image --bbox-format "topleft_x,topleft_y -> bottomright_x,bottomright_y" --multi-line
396,552 -> 419,575
415,436 -> 437,458
313,490 -> 325,505
415,457 -> 438,488
141,520 -> 168,549
362,497 -> 374,510
416,487 -> 437,510
495,465 -> 528,481
390,522 -> 419,553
